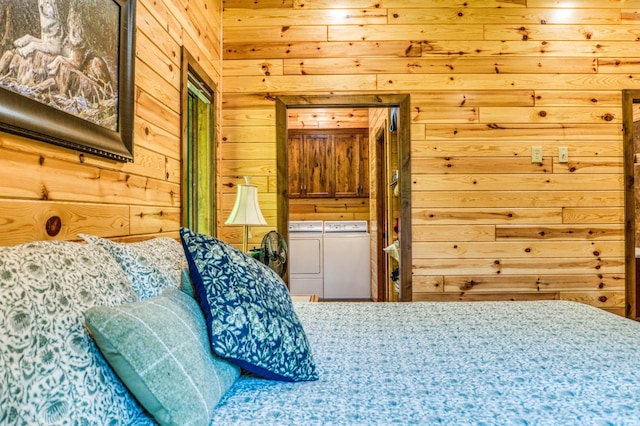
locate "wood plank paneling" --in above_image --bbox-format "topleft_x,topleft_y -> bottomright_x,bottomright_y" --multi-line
130,206 -> 182,235
224,26 -> 328,43
0,0 -> 221,243
495,225 -> 624,240
412,157 -> 552,174
225,0 -> 294,9
289,197 -> 370,221
534,90 -> 621,106
388,8 -> 621,25
225,75 -> 378,92
484,24 -> 640,41
379,74 -> 640,91
413,257 -> 624,275
224,41 -> 422,59
412,174 -> 622,192
0,200 -> 129,245
413,241 -> 623,259
223,8 -> 388,26
443,275 -> 624,293
412,208 -> 562,225
329,24 -> 484,41
287,108 -> 370,129
217,1 -> 630,311
297,0 -> 527,7
284,57 -> 596,75
563,207 -> 624,224
412,91 -> 535,107
424,123 -> 621,140
413,292 -> 561,302
413,141 -> 622,158
412,190 -> 623,208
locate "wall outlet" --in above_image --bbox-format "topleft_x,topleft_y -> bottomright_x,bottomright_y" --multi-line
531,146 -> 543,163
558,147 -> 569,163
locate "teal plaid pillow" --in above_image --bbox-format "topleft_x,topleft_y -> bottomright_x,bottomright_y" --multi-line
85,288 -> 240,426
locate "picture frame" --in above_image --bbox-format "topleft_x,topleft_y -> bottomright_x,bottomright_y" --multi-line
0,0 -> 136,162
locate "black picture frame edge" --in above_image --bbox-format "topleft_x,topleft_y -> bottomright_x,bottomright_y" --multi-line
0,0 -> 137,163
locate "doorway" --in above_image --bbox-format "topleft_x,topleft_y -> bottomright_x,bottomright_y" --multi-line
623,90 -> 640,319
275,95 -> 412,301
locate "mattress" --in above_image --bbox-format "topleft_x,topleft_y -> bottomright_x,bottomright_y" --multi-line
211,301 -> 640,425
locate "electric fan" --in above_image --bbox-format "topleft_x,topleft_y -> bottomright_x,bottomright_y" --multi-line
259,231 -> 288,278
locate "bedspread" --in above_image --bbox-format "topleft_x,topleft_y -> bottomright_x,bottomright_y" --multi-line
211,301 -> 640,425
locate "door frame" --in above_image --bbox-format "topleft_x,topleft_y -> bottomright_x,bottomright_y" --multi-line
623,89 -> 640,319
374,126 -> 389,301
180,47 -> 217,236
275,94 -> 412,301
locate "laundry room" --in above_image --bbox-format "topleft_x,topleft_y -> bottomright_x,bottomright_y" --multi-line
281,100 -> 410,302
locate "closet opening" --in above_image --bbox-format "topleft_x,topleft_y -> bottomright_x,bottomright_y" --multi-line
275,95 -> 412,302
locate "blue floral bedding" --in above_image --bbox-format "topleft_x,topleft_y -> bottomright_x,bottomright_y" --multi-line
211,301 -> 640,425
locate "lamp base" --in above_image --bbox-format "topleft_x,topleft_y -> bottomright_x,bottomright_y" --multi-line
242,225 -> 249,253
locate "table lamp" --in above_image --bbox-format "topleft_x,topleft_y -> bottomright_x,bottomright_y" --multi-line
225,176 -> 267,252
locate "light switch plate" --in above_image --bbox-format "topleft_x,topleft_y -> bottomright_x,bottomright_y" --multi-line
558,147 -> 569,163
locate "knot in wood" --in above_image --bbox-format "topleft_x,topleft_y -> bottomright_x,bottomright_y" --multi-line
46,216 -> 62,237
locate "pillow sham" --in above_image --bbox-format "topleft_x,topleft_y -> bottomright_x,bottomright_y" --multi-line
180,227 -> 318,382
0,241 -> 147,424
79,234 -> 187,300
85,287 -> 240,426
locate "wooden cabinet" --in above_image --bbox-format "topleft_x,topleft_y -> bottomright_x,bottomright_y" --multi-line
287,134 -> 305,198
288,129 -> 369,199
288,133 -> 333,198
334,132 -> 369,197
303,134 -> 334,197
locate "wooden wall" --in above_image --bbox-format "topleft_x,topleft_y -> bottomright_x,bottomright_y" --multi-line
0,0 -> 221,245
221,0 -> 640,314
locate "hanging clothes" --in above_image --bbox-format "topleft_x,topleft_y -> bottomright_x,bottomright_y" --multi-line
389,107 -> 398,132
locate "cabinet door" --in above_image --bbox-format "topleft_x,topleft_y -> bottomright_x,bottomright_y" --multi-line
358,133 -> 370,197
303,134 -> 333,197
288,134 -> 304,198
335,132 -> 370,197
334,133 -> 360,197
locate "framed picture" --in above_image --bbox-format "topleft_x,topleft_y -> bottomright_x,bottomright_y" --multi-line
0,0 -> 136,162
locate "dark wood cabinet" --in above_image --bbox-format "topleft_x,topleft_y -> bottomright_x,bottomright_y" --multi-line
288,129 -> 368,199
288,133 -> 304,198
288,132 -> 333,198
303,134 -> 333,197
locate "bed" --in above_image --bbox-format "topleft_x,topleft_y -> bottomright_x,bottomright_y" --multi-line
211,300 -> 640,425
7,235 -> 640,424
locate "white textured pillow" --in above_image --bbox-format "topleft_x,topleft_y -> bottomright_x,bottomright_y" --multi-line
79,234 -> 188,300
0,241 -> 149,424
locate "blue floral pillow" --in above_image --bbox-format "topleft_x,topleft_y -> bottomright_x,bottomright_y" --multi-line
180,227 -> 318,382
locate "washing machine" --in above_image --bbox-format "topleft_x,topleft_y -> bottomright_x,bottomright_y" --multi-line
288,220 -> 324,298
323,220 -> 371,299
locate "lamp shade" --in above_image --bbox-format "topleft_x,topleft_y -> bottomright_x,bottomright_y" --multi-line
225,177 -> 267,226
